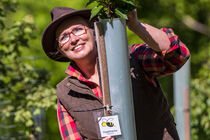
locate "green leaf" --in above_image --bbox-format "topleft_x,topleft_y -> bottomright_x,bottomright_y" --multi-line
121,0 -> 136,12
35,126 -> 42,132
122,0 -> 135,6
26,119 -> 33,127
86,0 -> 97,7
23,15 -> 34,24
115,9 -> 128,19
90,5 -> 103,20
33,108 -> 41,115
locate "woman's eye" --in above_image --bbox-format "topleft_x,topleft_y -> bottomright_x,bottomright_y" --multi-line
74,27 -> 83,31
60,34 -> 69,42
73,27 -> 85,35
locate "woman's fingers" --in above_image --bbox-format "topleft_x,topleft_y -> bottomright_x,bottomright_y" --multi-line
102,136 -> 115,140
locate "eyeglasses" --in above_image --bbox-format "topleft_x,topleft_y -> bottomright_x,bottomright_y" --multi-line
57,25 -> 87,46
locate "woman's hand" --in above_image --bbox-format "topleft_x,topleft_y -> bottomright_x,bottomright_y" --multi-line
126,9 -> 139,31
102,136 -> 115,140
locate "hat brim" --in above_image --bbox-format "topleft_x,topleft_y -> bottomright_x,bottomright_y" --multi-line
42,9 -> 91,62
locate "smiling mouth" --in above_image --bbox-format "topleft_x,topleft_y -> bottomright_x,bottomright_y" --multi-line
72,45 -> 84,51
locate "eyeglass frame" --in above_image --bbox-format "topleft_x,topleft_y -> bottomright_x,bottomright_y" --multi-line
56,25 -> 88,47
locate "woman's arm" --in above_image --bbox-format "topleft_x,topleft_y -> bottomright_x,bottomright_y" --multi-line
126,9 -> 170,52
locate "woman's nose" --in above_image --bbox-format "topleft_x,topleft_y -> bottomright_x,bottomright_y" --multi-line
69,34 -> 80,45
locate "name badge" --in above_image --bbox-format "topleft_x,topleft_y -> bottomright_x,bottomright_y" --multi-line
98,115 -> 121,137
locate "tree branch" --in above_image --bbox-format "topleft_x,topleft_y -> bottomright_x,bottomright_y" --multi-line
182,15 -> 210,37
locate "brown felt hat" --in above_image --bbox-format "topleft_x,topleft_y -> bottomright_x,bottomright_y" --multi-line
42,7 -> 91,62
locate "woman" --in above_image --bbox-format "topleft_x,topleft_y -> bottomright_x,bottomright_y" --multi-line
42,7 -> 190,140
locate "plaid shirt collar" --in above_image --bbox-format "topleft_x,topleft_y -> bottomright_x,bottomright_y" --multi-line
65,62 -> 87,82
65,61 -> 103,101
65,62 -> 90,83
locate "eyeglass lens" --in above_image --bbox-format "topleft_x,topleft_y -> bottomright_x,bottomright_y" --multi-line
59,26 -> 86,44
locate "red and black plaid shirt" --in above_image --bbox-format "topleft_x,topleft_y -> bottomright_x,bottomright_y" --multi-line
57,28 -> 190,140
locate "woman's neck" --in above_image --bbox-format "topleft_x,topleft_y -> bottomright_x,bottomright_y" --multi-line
75,57 -> 99,85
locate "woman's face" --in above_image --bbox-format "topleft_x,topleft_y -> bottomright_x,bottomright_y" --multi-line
56,16 -> 96,62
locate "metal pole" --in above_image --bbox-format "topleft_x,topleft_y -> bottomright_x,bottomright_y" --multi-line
174,59 -> 191,140
99,18 -> 137,140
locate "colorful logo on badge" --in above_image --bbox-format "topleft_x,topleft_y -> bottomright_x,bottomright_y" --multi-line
102,118 -> 114,127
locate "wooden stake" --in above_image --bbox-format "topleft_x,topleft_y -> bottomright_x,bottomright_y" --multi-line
94,22 -> 111,116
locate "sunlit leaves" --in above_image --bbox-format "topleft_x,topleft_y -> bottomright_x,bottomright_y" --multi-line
90,5 -> 103,20
191,58 -> 210,140
86,0 -> 96,7
86,0 -> 136,19
115,9 -> 128,20
0,0 -> 17,29
0,2 -> 56,139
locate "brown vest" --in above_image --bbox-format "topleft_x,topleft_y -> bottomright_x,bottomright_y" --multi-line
57,53 -> 176,140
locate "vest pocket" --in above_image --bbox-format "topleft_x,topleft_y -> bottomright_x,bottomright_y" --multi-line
69,104 -> 104,139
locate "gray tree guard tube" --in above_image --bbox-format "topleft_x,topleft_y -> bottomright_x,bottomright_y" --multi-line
96,18 -> 137,140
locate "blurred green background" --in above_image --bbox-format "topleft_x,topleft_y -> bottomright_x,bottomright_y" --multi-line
0,0 -> 209,139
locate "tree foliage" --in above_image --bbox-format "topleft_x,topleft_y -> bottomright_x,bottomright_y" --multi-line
191,54 -> 210,140
128,0 -> 210,139
86,0 -> 136,19
1,0 -> 209,139
0,0 -> 56,139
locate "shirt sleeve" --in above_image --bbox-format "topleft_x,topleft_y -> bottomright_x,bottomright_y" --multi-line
57,100 -> 83,140
131,28 -> 190,79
